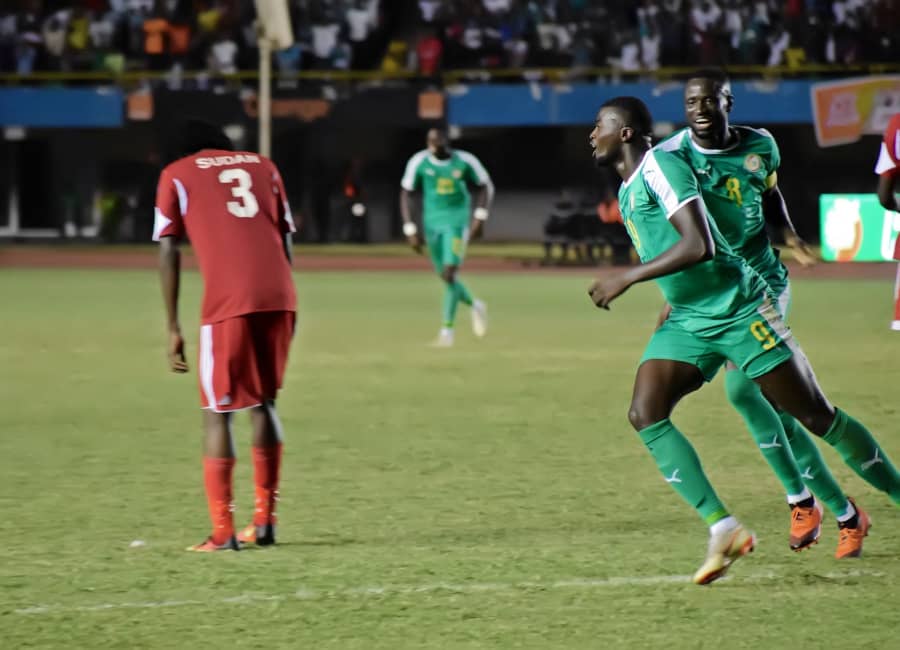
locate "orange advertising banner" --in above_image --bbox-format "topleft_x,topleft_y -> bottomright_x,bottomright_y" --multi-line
811,76 -> 900,147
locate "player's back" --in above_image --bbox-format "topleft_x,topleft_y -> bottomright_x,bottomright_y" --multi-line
155,149 -> 296,324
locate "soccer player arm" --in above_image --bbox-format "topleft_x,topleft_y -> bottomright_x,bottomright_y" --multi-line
158,236 -> 187,373
272,167 -> 296,265
153,169 -> 188,373
589,199 -> 713,309
877,173 -> 899,212
461,151 -> 493,239
400,155 -> 423,253
761,173 -> 816,266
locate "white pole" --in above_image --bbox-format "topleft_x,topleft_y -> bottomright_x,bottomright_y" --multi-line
258,35 -> 272,157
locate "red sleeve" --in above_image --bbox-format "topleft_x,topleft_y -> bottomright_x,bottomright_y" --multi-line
153,166 -> 186,240
271,164 -> 296,234
875,114 -> 900,177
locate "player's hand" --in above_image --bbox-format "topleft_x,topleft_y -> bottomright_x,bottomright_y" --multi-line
786,234 -> 817,267
406,234 -> 423,254
469,219 -> 484,241
588,272 -> 633,310
168,330 -> 189,373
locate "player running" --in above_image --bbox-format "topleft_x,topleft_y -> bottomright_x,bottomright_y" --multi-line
874,112 -> 900,330
656,70 -> 872,557
154,121 -> 296,552
588,97 -> 900,584
400,128 -> 492,347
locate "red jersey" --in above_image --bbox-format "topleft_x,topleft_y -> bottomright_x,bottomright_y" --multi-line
875,113 -> 900,178
153,149 -> 297,324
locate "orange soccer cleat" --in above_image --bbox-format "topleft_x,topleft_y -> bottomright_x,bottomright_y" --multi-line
236,522 -> 276,547
789,499 -> 823,551
835,498 -> 871,559
186,536 -> 239,552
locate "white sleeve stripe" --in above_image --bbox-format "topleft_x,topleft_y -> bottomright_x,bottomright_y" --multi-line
875,142 -> 897,174
456,150 -> 491,185
664,196 -> 701,221
152,208 -> 173,241
173,178 -> 188,215
643,152 -> 698,216
400,150 -> 428,191
283,201 -> 296,232
895,129 -> 900,160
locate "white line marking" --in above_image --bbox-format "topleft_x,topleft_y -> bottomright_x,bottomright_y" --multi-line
14,570 -> 885,616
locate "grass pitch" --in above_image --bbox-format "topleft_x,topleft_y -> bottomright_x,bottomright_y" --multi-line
1,268 -> 898,648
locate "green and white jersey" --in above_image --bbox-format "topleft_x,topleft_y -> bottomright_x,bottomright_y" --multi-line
658,126 -> 788,295
619,148 -> 767,333
400,149 -> 492,229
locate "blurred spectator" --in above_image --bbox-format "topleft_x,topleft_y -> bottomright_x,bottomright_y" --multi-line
415,28 -> 443,76
2,0 -> 898,77
207,28 -> 237,75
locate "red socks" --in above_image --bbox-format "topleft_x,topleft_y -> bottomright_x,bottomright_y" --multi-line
252,443 -> 283,526
203,456 -> 236,544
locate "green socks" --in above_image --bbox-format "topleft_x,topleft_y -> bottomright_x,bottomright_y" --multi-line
639,419 -> 730,525
778,411 -> 852,518
441,281 -> 474,328
823,408 -> 900,504
724,371 -> 807,499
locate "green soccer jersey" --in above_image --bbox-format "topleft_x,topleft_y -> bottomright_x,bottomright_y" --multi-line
401,149 -> 492,229
658,126 -> 788,294
618,148 -> 767,333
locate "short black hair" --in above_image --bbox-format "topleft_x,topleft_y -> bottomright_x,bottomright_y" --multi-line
174,119 -> 233,159
686,68 -> 732,97
599,96 -> 653,137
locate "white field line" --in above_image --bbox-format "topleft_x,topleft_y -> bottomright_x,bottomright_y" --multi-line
13,569 -> 884,616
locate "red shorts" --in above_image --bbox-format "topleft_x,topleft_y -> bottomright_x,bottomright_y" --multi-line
198,311 -> 295,412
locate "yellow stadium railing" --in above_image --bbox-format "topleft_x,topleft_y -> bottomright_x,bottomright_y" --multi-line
1,62 -> 899,86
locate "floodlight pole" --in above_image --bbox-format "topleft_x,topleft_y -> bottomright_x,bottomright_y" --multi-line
258,33 -> 272,157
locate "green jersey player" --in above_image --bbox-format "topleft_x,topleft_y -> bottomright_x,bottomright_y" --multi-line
400,129 -> 491,347
652,71 -> 881,558
588,97 -> 898,584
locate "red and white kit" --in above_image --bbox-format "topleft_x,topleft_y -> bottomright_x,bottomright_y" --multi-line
154,149 -> 297,410
874,113 -> 900,330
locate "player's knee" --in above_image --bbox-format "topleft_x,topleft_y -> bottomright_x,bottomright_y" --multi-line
795,409 -> 834,437
724,370 -> 760,410
441,266 -> 457,284
628,400 -> 661,431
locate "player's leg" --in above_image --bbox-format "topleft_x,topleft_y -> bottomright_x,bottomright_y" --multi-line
754,351 -> 900,507
238,401 -> 283,546
425,230 -> 454,346
188,410 -> 239,551
777,411 -> 858,524
892,262 -> 900,331
238,311 -> 295,546
450,226 -> 488,338
633,326 -> 754,584
723,365 -> 825,550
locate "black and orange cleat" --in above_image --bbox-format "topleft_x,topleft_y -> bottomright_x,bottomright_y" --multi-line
186,536 -> 239,552
789,499 -> 823,551
237,522 -> 276,547
835,498 -> 871,559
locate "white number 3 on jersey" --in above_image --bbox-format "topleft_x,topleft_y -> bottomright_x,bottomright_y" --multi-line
218,169 -> 260,218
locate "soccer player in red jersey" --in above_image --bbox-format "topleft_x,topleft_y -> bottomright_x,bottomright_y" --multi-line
875,112 -> 900,330
153,121 -> 297,551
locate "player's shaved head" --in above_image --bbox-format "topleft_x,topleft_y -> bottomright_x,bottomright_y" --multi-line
426,127 -> 450,159
686,68 -> 732,98
598,96 -> 653,138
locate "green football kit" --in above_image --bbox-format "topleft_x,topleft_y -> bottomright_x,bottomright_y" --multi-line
618,147 -> 793,381
641,129 -> 900,518
401,149 -> 492,330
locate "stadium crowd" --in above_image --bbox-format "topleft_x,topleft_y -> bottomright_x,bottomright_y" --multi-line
1,0 -> 898,76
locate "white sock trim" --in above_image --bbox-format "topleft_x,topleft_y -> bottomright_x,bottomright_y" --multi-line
786,487 -> 812,505
836,500 -> 857,523
891,320 -> 900,331
709,515 -> 738,536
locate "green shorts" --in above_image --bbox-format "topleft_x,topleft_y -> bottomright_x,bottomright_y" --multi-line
641,296 -> 795,382
425,225 -> 469,271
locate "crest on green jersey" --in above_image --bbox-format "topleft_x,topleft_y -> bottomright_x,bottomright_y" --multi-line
743,153 -> 762,172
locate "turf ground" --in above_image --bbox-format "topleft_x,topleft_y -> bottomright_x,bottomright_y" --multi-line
1,267 -> 899,648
